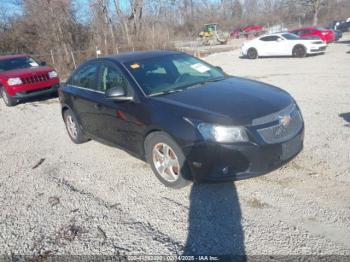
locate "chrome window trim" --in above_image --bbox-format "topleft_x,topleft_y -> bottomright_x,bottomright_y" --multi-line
69,84 -> 105,94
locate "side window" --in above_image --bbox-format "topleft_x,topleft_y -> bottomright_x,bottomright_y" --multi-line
69,63 -> 98,90
260,36 -> 278,41
98,64 -> 130,94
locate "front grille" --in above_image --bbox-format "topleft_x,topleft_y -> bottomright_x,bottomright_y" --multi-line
256,105 -> 303,144
21,73 -> 49,84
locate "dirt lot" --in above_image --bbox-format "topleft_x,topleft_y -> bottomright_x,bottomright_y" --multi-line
0,36 -> 350,258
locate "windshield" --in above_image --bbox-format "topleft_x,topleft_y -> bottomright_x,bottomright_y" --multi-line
124,53 -> 225,96
0,57 -> 40,72
282,33 -> 300,40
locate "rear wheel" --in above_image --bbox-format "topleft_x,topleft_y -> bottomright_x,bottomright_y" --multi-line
145,132 -> 191,188
1,87 -> 17,107
63,109 -> 89,144
293,45 -> 306,58
247,48 -> 258,59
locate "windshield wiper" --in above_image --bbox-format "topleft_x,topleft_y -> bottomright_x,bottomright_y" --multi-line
184,77 -> 227,90
149,77 -> 227,97
149,89 -> 185,97
199,77 -> 226,84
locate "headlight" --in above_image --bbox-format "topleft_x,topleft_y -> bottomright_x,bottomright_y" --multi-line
48,70 -> 58,79
197,123 -> 249,143
7,77 -> 22,86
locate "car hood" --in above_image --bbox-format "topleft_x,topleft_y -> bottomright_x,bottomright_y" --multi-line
150,77 -> 293,126
0,66 -> 54,79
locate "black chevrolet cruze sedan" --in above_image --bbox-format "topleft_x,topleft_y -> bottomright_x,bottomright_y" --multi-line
59,50 -> 304,188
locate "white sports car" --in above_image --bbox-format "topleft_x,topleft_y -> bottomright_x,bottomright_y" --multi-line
241,33 -> 327,59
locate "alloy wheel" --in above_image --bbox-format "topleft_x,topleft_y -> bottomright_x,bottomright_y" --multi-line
294,46 -> 306,57
66,115 -> 78,139
152,143 -> 180,182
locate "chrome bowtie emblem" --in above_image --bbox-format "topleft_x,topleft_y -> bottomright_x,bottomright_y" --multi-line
279,114 -> 291,127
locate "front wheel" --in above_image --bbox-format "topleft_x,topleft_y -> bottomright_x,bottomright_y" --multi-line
293,45 -> 306,58
1,87 -> 17,107
145,132 -> 191,188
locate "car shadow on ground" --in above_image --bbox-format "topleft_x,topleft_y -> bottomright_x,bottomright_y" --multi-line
335,40 -> 350,45
17,92 -> 58,106
182,182 -> 246,260
239,54 -> 322,60
339,112 -> 350,127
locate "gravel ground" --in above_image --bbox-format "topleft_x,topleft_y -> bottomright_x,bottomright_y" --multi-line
0,35 -> 349,258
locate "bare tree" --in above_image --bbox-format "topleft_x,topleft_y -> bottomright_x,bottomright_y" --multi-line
299,0 -> 327,25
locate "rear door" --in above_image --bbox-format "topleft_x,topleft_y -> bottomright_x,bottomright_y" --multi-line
65,62 -> 101,136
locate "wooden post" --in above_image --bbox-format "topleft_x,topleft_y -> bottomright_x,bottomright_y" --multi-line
70,50 -> 76,69
50,50 -> 55,67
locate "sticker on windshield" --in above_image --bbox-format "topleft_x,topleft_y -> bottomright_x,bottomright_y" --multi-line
130,63 -> 140,69
29,62 -> 39,67
190,63 -> 210,73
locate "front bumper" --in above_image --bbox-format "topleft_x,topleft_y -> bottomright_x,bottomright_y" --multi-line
308,45 -> 327,53
183,127 -> 304,182
13,83 -> 60,99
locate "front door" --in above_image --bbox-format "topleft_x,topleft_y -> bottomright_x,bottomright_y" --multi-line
91,62 -> 145,154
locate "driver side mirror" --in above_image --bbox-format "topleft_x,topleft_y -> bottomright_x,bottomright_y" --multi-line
276,38 -> 282,42
40,61 -> 47,66
105,86 -> 133,102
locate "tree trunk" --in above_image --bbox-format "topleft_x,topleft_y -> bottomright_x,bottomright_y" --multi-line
113,0 -> 132,45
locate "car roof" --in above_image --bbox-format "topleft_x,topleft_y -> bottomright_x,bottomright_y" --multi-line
0,54 -> 29,61
100,50 -> 183,63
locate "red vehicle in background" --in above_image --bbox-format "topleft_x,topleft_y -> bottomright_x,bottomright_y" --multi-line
289,27 -> 335,43
231,25 -> 265,39
0,54 -> 60,106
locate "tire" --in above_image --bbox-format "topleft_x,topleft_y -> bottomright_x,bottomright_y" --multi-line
293,45 -> 306,58
145,131 -> 191,188
247,48 -> 258,59
63,109 -> 89,144
1,87 -> 17,107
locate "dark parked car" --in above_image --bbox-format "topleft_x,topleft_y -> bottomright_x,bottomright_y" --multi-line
335,21 -> 350,32
59,51 -> 304,188
333,30 -> 343,41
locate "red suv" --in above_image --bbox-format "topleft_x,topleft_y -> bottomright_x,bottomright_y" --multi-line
231,25 -> 265,38
0,54 -> 60,106
290,27 -> 335,43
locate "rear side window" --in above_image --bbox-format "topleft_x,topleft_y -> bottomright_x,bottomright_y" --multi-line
69,63 -> 98,90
